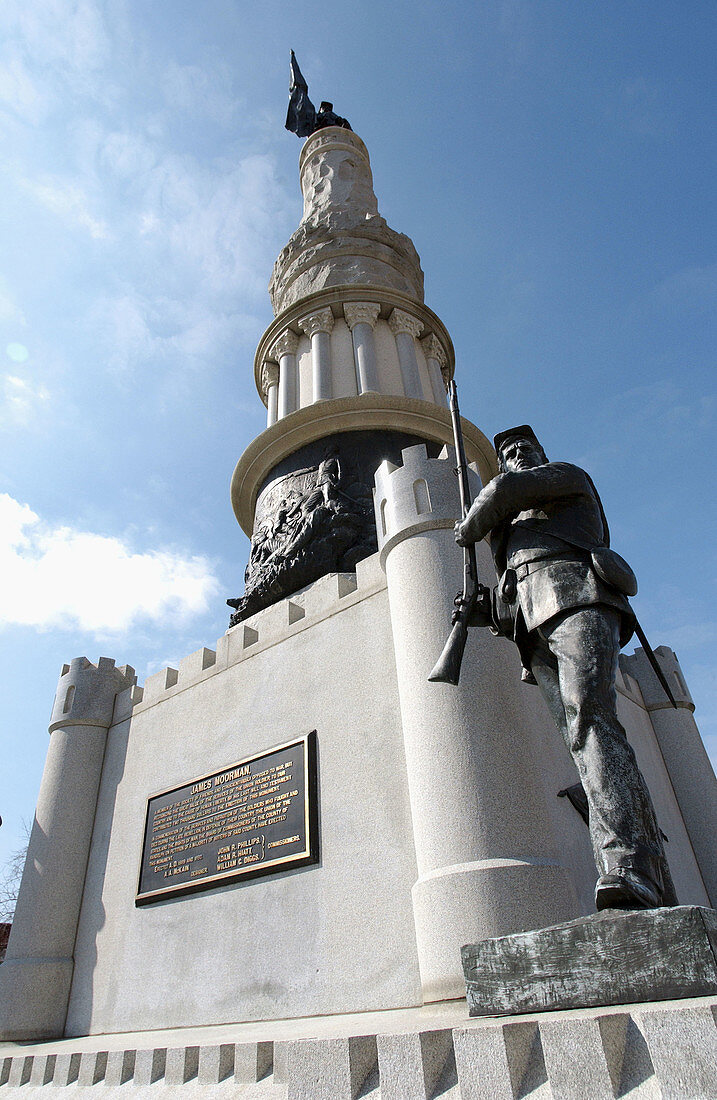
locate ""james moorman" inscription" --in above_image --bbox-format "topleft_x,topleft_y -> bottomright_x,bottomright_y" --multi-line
136,731 -> 318,904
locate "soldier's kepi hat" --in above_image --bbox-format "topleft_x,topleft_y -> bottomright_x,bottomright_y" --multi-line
493,424 -> 542,456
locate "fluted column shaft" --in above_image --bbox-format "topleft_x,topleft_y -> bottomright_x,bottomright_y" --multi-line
344,302 -> 381,394
271,331 -> 299,420
389,309 -> 424,399
300,308 -> 335,403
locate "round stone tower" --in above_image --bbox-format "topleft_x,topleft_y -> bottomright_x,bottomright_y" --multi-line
229,127 -> 496,622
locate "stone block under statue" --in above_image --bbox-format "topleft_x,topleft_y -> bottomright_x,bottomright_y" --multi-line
462,905 -> 717,1017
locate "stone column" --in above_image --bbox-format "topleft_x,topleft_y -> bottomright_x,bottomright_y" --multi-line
421,334 -> 448,406
344,302 -> 381,394
622,646 -> 717,907
0,658 -> 135,1040
271,330 -> 300,419
261,362 -> 279,428
300,308 -> 335,403
374,445 -> 579,1002
388,309 -> 424,400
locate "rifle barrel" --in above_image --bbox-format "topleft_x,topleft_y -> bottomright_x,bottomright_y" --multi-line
448,379 -> 473,519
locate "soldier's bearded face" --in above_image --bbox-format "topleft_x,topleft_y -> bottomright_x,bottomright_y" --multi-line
501,438 -> 544,472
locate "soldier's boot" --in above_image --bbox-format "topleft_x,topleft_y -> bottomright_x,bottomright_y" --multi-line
595,849 -> 663,911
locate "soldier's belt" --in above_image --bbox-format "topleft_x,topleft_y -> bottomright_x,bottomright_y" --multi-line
513,553 -> 585,582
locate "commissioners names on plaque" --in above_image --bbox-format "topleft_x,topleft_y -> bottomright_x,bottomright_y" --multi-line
136,731 -> 318,903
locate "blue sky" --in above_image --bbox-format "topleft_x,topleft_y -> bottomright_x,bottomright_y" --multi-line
0,0 -> 715,869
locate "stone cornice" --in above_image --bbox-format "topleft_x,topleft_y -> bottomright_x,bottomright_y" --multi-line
230,394 -> 497,535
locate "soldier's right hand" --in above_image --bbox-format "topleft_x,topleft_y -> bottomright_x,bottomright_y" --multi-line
455,520 -> 469,546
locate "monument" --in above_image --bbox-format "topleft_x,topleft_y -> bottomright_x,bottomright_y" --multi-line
1,63 -> 716,1097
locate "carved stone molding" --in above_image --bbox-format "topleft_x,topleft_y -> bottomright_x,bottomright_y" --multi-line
421,333 -> 448,370
388,308 -> 423,340
344,302 -> 381,331
269,329 -> 299,360
299,308 -> 335,339
260,361 -> 280,395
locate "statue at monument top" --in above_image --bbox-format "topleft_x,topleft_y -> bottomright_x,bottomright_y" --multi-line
285,50 -> 352,137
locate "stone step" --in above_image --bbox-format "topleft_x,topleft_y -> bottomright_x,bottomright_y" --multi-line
0,998 -> 715,1097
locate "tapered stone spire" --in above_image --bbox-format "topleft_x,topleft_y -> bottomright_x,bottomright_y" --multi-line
228,126 -> 495,624
269,128 -> 424,312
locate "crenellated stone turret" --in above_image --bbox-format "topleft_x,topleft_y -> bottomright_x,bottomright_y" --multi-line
373,444 -> 580,1000
0,658 -> 136,1040
622,646 -> 717,907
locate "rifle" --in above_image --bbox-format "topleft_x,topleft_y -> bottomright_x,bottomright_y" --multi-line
428,381 -> 491,685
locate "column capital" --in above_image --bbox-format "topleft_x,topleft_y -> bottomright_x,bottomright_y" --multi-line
421,333 -> 448,370
299,308 -> 335,338
388,308 -> 423,340
269,329 -> 299,360
344,302 -> 381,331
261,361 -> 280,395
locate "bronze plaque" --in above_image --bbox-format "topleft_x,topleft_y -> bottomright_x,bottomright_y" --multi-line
136,731 -> 318,904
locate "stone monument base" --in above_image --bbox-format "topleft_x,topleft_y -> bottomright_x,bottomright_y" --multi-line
1,993 -> 717,1097
462,904 -> 717,1017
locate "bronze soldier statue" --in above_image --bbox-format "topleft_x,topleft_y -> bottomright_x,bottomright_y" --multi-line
455,424 -> 677,912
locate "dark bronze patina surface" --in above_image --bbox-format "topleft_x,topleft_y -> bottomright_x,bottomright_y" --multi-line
455,423 -> 676,912
463,905 -> 717,1015
136,731 -> 318,904
228,430 -> 440,625
285,50 -> 351,138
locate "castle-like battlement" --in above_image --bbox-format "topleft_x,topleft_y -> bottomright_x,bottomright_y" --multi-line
49,657 -> 136,733
623,645 -> 695,712
373,443 -> 482,568
118,551 -> 386,718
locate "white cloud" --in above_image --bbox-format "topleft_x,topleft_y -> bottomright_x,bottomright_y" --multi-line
100,129 -> 158,180
127,149 -> 290,297
0,54 -> 49,125
23,176 -> 110,239
0,0 -> 117,128
2,0 -> 109,78
91,291 -> 258,375
0,0 -> 296,396
2,374 -> 50,425
0,281 -> 26,325
160,61 -> 241,128
0,493 -> 220,635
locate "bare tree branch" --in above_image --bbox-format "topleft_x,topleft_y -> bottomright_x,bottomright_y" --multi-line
0,821 -> 31,925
